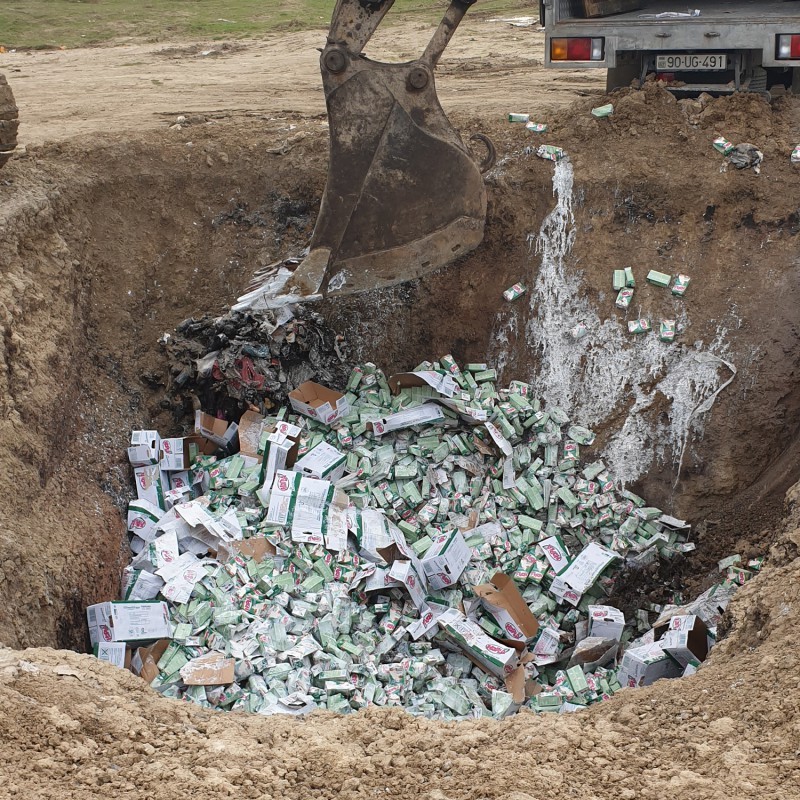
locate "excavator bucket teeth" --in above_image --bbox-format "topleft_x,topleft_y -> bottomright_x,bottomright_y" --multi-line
277,0 -> 486,301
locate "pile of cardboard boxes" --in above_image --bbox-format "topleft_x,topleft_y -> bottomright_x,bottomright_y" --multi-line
89,355 -> 760,718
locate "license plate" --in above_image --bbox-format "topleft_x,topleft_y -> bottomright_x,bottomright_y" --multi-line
656,54 -> 727,71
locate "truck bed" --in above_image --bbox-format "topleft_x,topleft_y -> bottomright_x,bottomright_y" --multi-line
557,0 -> 800,25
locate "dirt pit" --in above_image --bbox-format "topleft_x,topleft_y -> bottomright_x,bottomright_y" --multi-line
0,85 -> 799,797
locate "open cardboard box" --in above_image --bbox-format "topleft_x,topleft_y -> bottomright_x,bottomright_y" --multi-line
131,638 -> 171,684
473,572 -> 540,647
159,434 -> 208,470
289,381 -> 349,425
194,411 -> 239,449
654,614 -> 710,667
258,421 -> 302,491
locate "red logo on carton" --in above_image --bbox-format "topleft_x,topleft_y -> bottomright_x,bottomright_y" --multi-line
163,441 -> 172,453
486,643 -> 506,654
422,612 -> 433,626
276,474 -> 290,491
173,477 -> 186,488
504,622 -> 522,639
437,573 -> 452,586
161,550 -> 174,562
131,517 -> 146,530
100,625 -> 112,642
543,544 -> 563,562
407,574 -> 416,588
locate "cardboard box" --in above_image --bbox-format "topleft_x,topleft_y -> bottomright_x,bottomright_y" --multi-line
539,535 -> 571,576
377,523 -> 428,590
180,652 -> 235,686
133,464 -> 166,510
259,424 -> 301,491
420,530 -> 471,590
127,430 -> 161,466
473,573 -> 540,646
560,542 -> 620,593
126,498 -> 165,542
438,608 -> 520,677
617,641 -> 682,688
266,470 -> 333,545
216,538 -> 276,563
86,601 -> 171,647
159,436 -> 204,471
657,614 -> 709,667
131,638 -> 171,683
370,403 -> 444,436
387,560 -> 427,610
122,566 -> 164,601
289,381 -> 350,425
588,605 -> 625,641
92,641 -> 128,669
237,409 -> 266,460
194,411 -> 239,449
293,441 -> 347,482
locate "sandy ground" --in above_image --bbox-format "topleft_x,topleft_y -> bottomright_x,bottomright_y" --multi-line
0,13 -> 800,800
0,17 -> 604,147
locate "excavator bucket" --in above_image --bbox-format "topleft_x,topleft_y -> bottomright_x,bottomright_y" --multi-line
238,0 -> 488,307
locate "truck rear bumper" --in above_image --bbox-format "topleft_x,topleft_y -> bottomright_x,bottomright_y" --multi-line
545,24 -> 800,68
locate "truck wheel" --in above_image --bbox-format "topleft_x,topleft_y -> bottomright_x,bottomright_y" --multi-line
0,74 -> 19,170
606,63 -> 642,92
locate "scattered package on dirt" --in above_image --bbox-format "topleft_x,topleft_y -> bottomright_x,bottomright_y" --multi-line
503,283 -> 527,301
160,306 -> 350,416
713,136 -> 764,174
608,268 -> 689,339
591,103 -> 613,118
536,144 -> 566,162
93,347 -> 762,719
728,143 -> 763,174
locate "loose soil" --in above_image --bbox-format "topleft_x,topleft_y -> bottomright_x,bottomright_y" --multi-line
0,16 -> 799,800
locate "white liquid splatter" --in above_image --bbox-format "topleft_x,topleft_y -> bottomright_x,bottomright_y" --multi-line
495,158 -> 737,485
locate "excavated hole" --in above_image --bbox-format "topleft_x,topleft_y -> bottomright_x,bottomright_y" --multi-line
0,120 -> 797,718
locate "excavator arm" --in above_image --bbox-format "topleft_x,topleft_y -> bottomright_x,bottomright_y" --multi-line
238,0 -> 491,307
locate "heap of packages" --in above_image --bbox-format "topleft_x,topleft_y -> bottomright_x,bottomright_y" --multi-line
96,356 -> 759,719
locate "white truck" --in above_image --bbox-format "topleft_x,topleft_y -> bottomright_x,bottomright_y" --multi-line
542,0 -> 800,94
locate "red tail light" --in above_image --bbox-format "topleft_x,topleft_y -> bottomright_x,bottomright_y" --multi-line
551,37 -> 604,62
